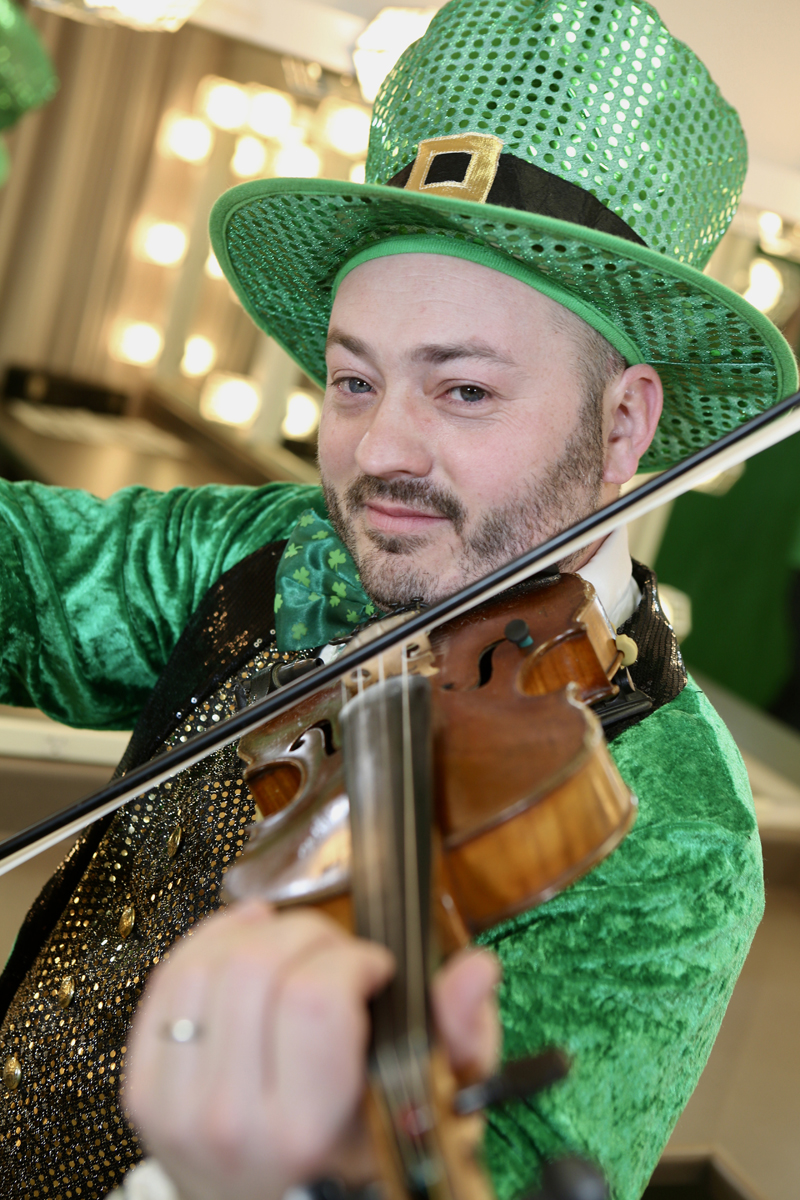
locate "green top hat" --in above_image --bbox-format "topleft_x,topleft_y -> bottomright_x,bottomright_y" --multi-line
210,0 -> 798,471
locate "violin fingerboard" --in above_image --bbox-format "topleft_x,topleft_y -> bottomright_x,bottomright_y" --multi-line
341,675 -> 446,1200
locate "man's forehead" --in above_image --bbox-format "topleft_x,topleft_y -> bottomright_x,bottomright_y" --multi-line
326,251 -> 572,367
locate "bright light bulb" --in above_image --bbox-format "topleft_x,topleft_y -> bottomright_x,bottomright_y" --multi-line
322,103 -> 371,157
111,322 -> 163,366
281,390 -> 321,439
743,257 -> 784,314
273,143 -> 321,179
758,211 -> 784,241
231,135 -> 268,178
249,88 -> 294,139
161,113 -> 213,163
81,0 -> 201,30
205,251 -> 224,279
181,336 -> 217,377
137,221 -> 188,267
353,7 -> 438,103
197,77 -> 249,131
107,0 -> 165,20
349,161 -> 366,184
200,374 -> 261,426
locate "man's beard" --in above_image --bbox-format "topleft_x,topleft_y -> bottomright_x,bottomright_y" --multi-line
321,394 -> 605,609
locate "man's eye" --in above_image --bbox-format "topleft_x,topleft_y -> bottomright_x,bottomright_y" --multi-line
340,377 -> 373,394
452,385 -> 488,403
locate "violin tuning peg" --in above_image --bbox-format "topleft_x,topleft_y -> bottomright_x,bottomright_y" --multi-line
524,1157 -> 608,1200
453,1048 -> 569,1115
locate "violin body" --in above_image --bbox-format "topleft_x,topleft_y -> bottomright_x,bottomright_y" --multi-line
226,572 -> 637,942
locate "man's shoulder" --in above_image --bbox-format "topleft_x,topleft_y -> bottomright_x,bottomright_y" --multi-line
193,481 -> 327,567
609,674 -> 757,841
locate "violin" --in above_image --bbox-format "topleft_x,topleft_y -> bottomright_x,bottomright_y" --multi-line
228,571 -> 639,941
222,571 -> 639,1200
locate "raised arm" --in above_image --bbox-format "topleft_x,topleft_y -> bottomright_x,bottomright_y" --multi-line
0,479 -> 324,728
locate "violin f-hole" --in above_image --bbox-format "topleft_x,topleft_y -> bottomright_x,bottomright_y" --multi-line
475,641 -> 503,689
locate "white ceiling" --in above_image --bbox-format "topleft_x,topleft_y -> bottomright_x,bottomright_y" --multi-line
191,0 -> 446,73
191,0 -> 800,218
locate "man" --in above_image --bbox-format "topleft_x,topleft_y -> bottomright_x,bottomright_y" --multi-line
0,1 -> 795,1198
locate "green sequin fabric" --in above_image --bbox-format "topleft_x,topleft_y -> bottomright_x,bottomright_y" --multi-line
210,0 -> 798,472
274,509 -> 376,651
370,0 -> 743,263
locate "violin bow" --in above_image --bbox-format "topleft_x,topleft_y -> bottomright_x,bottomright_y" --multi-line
2,385 -> 800,877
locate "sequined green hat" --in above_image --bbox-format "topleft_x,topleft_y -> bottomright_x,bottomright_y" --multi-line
210,0 -> 798,470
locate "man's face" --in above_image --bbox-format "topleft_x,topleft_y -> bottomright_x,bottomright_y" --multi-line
318,254 -> 610,609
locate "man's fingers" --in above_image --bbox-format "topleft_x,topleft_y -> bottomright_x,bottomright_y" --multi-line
125,903 -> 341,1136
431,948 -> 502,1078
273,937 -> 395,1168
126,901 -> 395,1189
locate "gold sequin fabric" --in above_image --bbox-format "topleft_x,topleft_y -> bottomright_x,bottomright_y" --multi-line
0,645 -> 287,1199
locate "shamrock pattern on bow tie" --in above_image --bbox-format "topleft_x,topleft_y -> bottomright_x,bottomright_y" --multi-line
274,509 -> 376,651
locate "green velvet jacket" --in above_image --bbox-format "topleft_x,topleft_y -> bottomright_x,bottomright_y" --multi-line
0,480 -> 763,1200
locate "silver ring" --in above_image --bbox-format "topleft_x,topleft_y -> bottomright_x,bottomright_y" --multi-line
163,1017 -> 202,1044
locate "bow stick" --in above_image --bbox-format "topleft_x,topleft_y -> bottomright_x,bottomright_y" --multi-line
2,386 -> 800,876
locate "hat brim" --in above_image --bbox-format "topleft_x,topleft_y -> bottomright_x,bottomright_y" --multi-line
210,176 -> 798,471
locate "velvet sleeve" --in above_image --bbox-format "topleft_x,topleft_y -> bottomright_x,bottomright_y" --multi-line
479,679 -> 763,1200
0,479 -> 326,729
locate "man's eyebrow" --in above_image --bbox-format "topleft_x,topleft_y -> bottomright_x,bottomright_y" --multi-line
411,341 -> 516,367
325,330 -> 375,362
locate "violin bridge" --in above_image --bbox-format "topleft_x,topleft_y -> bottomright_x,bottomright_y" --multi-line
339,612 -> 439,692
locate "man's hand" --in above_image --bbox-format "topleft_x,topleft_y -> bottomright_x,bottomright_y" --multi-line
125,901 -> 501,1200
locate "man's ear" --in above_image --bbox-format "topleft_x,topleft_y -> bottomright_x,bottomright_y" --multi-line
602,363 -> 663,486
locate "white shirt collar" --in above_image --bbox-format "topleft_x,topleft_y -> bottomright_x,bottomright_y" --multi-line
576,525 -> 640,628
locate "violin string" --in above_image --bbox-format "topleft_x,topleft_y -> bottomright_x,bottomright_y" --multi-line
400,644 -> 430,1082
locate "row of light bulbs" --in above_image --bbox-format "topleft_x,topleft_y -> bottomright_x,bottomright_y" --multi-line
198,377 -> 320,440
739,210 -> 794,315
110,324 -> 215,374
113,81 -> 370,372
159,79 -> 372,167
86,5 -> 428,454
108,321 -> 320,437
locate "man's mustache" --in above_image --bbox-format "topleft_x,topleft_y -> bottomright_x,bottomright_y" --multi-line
343,475 -> 467,533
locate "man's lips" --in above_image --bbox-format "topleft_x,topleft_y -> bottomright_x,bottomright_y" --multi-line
362,500 -> 450,535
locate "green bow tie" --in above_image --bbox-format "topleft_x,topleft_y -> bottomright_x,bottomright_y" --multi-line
274,509 -> 376,652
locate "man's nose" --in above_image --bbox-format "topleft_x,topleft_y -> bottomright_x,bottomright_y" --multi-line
354,390 -> 434,479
